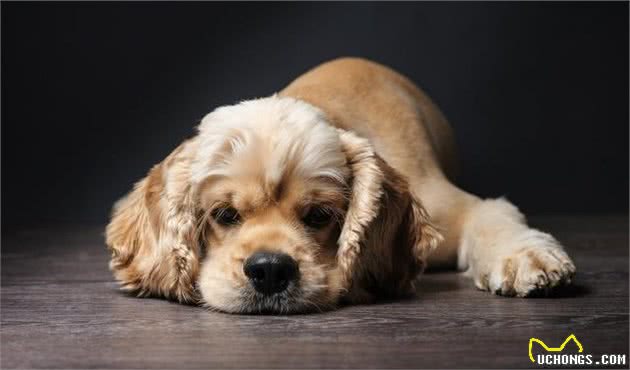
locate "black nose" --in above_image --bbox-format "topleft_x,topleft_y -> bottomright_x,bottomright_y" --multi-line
243,252 -> 299,295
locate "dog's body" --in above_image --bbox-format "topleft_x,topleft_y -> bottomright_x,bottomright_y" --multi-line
106,58 -> 575,313
281,58 -> 467,269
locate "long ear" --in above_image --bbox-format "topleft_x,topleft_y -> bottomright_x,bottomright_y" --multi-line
105,139 -> 201,303
336,130 -> 443,302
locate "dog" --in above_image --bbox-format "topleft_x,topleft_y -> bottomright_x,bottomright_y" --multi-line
105,58 -> 576,313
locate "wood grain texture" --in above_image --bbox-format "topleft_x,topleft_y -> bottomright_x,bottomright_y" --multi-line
2,215 -> 628,369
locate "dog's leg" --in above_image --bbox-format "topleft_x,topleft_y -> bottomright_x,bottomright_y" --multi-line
422,180 -> 576,297
458,197 -> 575,296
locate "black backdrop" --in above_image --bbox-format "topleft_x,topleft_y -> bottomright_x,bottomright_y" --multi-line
2,2 -> 628,229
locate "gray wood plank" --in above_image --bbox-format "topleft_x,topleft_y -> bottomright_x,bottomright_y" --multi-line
2,215 -> 628,369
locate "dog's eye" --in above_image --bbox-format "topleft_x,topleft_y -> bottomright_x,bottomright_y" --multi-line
302,206 -> 333,229
212,207 -> 241,226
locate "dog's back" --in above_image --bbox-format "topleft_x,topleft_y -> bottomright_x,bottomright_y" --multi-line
280,57 -> 459,184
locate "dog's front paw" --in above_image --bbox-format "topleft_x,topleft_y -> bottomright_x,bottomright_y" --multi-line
477,235 -> 576,297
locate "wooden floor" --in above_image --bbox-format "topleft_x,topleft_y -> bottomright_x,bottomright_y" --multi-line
2,215 -> 628,369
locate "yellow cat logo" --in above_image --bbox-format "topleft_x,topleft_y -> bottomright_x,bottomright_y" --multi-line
528,334 -> 584,363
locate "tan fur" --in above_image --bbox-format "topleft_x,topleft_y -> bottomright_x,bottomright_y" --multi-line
106,139 -> 201,303
105,57 -> 575,313
281,58 -> 575,297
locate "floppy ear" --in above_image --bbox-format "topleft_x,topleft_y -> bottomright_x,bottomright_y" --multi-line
105,139 -> 202,303
336,130 -> 443,302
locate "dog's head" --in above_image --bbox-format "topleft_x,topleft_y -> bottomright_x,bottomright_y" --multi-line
105,96 -> 442,313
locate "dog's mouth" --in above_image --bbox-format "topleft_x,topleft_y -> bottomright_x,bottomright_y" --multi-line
237,284 -> 334,314
238,289 -> 301,314
200,283 -> 333,315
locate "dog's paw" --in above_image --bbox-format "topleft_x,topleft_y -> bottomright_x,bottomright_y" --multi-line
476,236 -> 576,297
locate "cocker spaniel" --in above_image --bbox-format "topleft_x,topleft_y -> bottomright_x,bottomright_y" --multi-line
106,58 -> 576,313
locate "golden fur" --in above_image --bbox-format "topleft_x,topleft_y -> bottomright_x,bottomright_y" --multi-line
106,57 -> 575,313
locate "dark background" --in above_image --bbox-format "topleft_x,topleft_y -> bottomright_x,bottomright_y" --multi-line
2,2 -> 628,230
